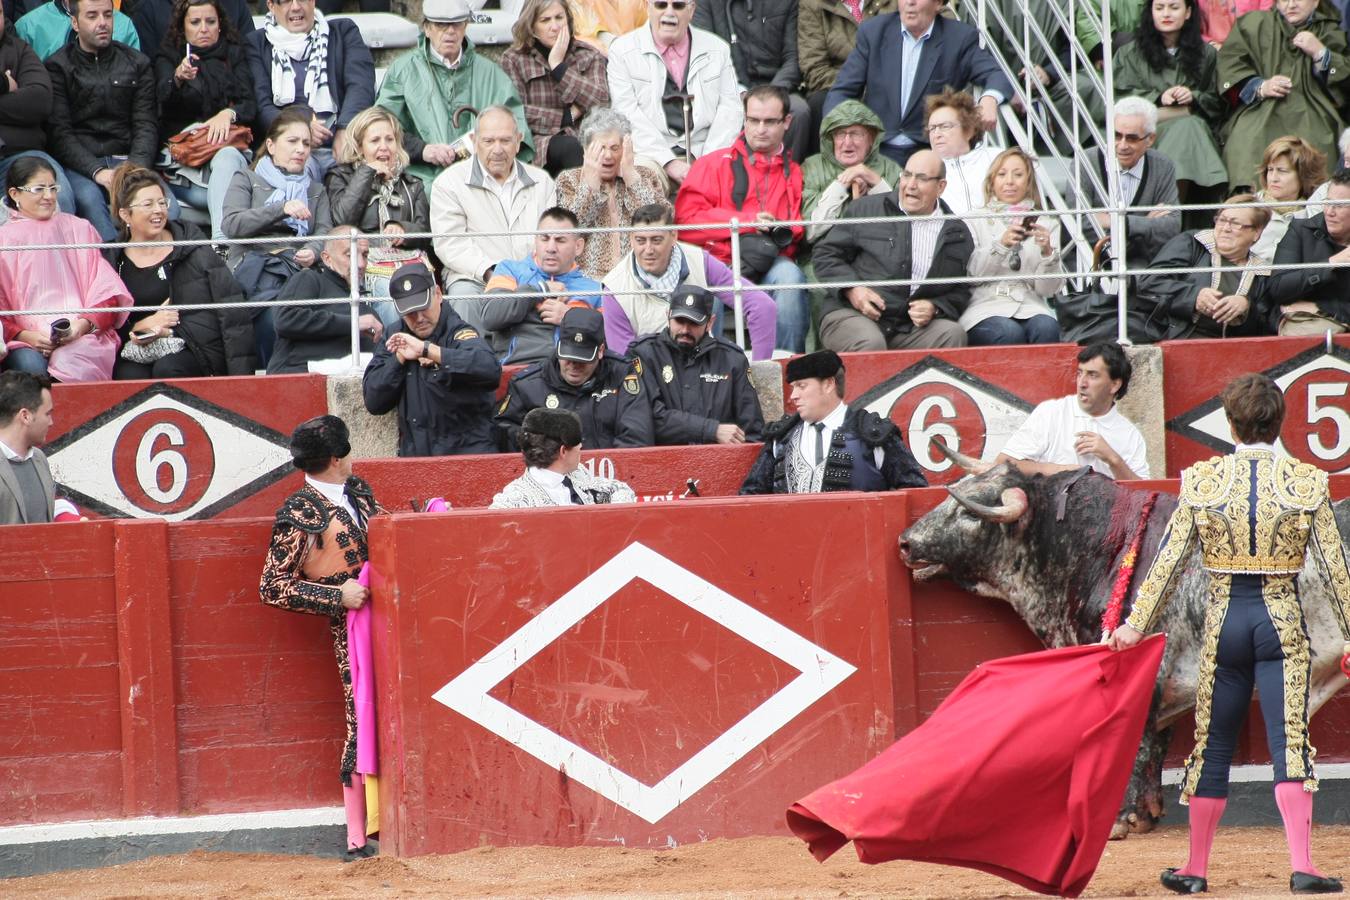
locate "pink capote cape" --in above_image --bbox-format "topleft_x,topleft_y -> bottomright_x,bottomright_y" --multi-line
787,637 -> 1167,898
350,562 -> 377,776
0,212 -> 131,382
1197,0 -> 1272,44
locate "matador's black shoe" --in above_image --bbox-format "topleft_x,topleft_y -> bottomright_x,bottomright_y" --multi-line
1291,872 -> 1343,894
1161,868 -> 1208,894
343,844 -> 378,863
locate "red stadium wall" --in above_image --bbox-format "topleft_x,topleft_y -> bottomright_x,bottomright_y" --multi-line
3,474 -> 1348,844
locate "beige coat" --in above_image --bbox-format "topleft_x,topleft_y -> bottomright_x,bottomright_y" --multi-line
960,207 -> 1064,330
429,157 -> 556,284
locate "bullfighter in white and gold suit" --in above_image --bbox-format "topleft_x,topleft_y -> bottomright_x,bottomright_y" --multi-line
1111,374 -> 1350,896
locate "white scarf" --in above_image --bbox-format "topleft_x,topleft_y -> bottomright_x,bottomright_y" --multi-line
634,242 -> 685,300
265,9 -> 334,115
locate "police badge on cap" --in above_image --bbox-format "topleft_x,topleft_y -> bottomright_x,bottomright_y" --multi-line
390,262 -> 435,316
669,285 -> 714,324
557,306 -> 605,362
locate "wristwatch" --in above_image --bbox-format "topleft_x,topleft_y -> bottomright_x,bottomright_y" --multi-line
419,342 -> 430,359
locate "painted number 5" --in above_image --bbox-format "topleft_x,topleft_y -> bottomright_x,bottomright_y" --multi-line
1307,383 -> 1350,461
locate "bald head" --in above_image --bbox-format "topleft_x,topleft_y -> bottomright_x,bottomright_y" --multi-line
899,149 -> 946,215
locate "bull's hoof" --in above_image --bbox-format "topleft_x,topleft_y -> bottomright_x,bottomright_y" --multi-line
1161,868 -> 1207,894
1291,872 -> 1343,894
1128,813 -> 1157,834
1109,821 -> 1130,841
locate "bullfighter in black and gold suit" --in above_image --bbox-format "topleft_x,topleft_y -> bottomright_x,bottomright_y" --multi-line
1111,374 -> 1350,896
259,415 -> 384,860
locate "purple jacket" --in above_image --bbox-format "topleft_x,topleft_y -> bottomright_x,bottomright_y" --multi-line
602,251 -> 778,360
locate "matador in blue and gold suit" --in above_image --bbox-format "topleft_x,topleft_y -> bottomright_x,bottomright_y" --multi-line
1126,446 -> 1350,804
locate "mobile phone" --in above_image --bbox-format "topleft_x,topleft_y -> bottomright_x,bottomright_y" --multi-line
130,329 -> 157,341
1021,215 -> 1038,229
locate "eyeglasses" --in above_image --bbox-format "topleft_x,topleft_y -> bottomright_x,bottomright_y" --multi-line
424,19 -> 466,31
926,121 -> 959,134
268,0 -> 311,7
128,199 -> 171,211
651,1 -> 689,10
12,184 -> 60,195
899,169 -> 942,185
1214,215 -> 1257,232
1114,130 -> 1148,143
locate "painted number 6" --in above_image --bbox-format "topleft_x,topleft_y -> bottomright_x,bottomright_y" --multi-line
135,422 -> 189,504
909,396 -> 959,471
1306,383 -> 1350,461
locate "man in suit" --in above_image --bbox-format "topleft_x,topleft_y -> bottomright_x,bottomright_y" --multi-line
813,148 -> 973,350
822,0 -> 1012,166
1069,96 -> 1181,281
0,371 -> 55,525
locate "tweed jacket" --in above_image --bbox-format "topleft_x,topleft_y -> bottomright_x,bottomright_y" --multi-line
500,40 -> 609,162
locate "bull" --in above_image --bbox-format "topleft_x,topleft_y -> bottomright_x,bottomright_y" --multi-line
897,444 -> 1350,839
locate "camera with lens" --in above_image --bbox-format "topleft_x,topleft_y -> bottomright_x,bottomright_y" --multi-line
768,224 -> 793,248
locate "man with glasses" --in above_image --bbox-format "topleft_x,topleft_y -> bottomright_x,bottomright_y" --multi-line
1135,194 -> 1276,340
674,85 -> 810,352
606,0 -> 743,186
822,0 -> 1011,167
45,0 -> 179,240
814,148 -> 973,350
244,0 -> 374,176
1069,96 -> 1180,285
375,0 -> 532,190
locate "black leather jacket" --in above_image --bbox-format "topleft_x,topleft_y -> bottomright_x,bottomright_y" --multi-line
46,39 -> 157,178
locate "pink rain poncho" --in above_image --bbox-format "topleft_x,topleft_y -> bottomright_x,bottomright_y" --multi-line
0,212 -> 130,382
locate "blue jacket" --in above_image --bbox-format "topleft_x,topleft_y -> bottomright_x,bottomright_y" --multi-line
244,17 -> 374,135
823,14 -> 1012,147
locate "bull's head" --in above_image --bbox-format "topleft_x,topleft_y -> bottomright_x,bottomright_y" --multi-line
897,439 -> 1031,584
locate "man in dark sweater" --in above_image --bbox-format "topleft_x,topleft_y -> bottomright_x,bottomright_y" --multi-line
0,371 -> 55,525
269,225 -> 384,374
0,8 -> 75,213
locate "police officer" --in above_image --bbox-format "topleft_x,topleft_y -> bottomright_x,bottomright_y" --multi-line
495,306 -> 655,451
629,285 -> 765,445
363,263 -> 503,457
739,350 -> 928,494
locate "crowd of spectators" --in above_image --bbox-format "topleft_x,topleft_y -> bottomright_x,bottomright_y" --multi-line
0,0 -> 1347,460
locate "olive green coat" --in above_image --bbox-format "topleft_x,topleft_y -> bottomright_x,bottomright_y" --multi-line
798,0 -> 896,95
1114,41 -> 1229,187
1217,5 -> 1349,187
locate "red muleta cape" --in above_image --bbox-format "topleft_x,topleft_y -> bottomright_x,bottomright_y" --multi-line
786,636 -> 1166,898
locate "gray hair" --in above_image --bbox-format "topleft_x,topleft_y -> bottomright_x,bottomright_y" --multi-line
476,105 -> 520,134
579,107 -> 633,147
1113,96 -> 1157,136
1338,127 -> 1350,158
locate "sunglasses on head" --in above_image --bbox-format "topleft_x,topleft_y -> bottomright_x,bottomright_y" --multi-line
652,0 -> 689,9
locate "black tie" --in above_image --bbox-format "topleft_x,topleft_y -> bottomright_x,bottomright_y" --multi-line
561,476 -> 584,505
813,422 -> 826,466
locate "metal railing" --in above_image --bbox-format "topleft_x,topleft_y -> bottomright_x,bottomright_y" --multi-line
0,197 -> 1343,378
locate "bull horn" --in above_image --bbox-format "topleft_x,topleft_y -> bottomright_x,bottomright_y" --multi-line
930,436 -> 992,476
946,486 -> 1029,524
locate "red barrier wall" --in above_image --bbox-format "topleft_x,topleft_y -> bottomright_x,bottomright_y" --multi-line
1163,335 -> 1350,476
367,494 -> 907,855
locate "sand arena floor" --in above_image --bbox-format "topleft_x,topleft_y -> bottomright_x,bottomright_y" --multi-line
11,825 -> 1350,899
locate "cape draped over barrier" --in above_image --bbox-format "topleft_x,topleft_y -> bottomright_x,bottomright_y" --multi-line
786,636 -> 1167,898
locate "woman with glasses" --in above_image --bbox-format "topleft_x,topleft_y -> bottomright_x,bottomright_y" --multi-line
104,165 -> 256,380
0,157 -> 129,381
1135,193 -> 1274,339
500,0 -> 609,176
1248,135 -> 1325,260
922,89 -> 1003,217
1114,0 -> 1228,212
1217,0 -> 1347,189
960,148 -> 1063,345
155,0 -> 256,242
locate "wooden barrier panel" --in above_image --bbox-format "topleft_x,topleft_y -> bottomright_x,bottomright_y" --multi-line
368,494 -> 907,856
824,346 -> 1084,484
1163,335 -> 1350,476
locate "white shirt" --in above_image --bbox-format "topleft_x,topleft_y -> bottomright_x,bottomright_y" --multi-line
476,158 -> 525,210
305,474 -> 361,525
1119,157 -> 1145,207
796,401 -> 885,469
0,438 -> 35,462
1001,395 -> 1150,478
527,467 -> 577,506
909,212 -> 944,285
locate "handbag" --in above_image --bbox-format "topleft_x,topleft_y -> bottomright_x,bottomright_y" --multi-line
120,334 -> 186,364
167,124 -> 253,168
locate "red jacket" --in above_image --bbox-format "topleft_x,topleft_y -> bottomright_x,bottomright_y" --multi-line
674,136 -> 804,265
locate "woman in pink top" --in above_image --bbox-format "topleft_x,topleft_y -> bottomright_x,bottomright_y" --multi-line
0,157 -> 130,382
